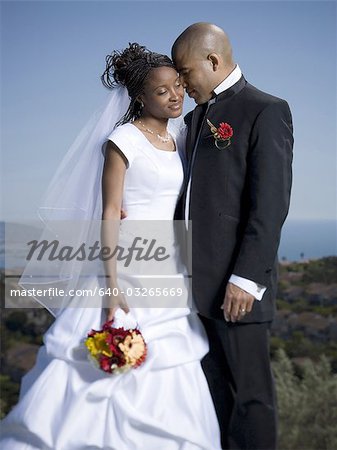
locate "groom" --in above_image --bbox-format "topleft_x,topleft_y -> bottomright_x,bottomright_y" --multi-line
172,23 -> 293,449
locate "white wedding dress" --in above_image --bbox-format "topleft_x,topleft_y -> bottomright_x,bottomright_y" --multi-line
0,123 -> 221,450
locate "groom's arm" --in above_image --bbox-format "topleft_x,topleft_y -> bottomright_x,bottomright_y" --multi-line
223,99 -> 293,320
232,99 -> 293,284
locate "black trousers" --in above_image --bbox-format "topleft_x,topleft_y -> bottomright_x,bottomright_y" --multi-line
199,315 -> 277,450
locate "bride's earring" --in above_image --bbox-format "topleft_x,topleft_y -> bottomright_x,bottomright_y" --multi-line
137,97 -> 144,109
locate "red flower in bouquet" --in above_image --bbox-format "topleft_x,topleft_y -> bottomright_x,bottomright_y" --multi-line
85,320 -> 147,374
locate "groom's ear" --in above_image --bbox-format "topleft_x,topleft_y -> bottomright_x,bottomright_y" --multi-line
207,53 -> 221,71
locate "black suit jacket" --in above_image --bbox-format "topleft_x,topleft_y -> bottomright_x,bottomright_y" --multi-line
175,76 -> 294,322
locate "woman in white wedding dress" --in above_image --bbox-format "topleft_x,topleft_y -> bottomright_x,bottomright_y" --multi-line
0,43 -> 221,450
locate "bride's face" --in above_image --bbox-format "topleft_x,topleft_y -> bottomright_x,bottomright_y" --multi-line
140,67 -> 184,120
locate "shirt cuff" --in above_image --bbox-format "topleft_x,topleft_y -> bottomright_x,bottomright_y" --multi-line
229,275 -> 267,301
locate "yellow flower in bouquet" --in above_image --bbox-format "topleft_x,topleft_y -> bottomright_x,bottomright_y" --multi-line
85,331 -> 112,357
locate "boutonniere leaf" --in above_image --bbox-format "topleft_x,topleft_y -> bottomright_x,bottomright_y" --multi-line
207,119 -> 233,149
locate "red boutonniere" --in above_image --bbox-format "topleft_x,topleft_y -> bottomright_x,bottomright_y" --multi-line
207,119 -> 233,149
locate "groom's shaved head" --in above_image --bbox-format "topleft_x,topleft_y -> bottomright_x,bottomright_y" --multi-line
172,23 -> 235,104
172,22 -> 233,65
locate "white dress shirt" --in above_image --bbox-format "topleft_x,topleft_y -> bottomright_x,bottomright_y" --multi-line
185,64 -> 266,301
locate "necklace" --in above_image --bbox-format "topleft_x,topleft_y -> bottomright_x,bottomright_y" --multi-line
137,120 -> 171,143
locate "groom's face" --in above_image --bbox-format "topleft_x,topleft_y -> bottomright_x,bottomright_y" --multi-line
173,49 -> 216,105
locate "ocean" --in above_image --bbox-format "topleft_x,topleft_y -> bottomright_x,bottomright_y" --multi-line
278,219 -> 336,261
0,219 -> 336,269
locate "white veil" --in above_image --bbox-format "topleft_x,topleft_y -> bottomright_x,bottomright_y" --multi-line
18,86 -> 130,316
38,86 -> 130,223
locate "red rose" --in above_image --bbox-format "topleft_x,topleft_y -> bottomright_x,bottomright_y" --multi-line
105,328 -> 129,346
100,355 -> 112,373
218,122 -> 233,140
102,320 -> 114,331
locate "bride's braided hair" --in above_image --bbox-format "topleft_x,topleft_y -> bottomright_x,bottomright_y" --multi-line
101,43 -> 175,125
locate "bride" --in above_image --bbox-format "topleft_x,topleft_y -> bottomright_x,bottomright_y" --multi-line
0,43 -> 221,450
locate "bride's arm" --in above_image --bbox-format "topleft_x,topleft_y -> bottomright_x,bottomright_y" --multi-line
101,140 -> 130,321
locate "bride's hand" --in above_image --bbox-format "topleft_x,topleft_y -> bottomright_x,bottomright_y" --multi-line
120,208 -> 127,220
105,288 -> 130,322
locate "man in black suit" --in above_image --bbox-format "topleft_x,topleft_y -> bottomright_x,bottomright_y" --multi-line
172,23 -> 293,450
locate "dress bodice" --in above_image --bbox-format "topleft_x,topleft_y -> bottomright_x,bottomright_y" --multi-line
107,123 -> 184,220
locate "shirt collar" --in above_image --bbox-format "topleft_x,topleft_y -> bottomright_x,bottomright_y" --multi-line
213,64 -> 242,96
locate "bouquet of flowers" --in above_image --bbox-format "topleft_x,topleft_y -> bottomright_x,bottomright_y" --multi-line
85,320 -> 147,374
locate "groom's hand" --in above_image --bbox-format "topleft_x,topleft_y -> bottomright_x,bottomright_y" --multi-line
222,282 -> 255,322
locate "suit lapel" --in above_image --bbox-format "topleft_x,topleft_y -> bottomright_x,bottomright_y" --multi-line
186,104 -> 205,162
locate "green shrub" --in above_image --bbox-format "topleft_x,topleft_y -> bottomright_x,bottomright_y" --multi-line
273,349 -> 337,450
0,375 -> 20,418
302,257 -> 337,285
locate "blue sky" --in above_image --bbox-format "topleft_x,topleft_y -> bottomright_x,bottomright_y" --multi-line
1,0 -> 336,221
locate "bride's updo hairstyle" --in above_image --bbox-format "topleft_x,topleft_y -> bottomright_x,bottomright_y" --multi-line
101,42 -> 175,125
